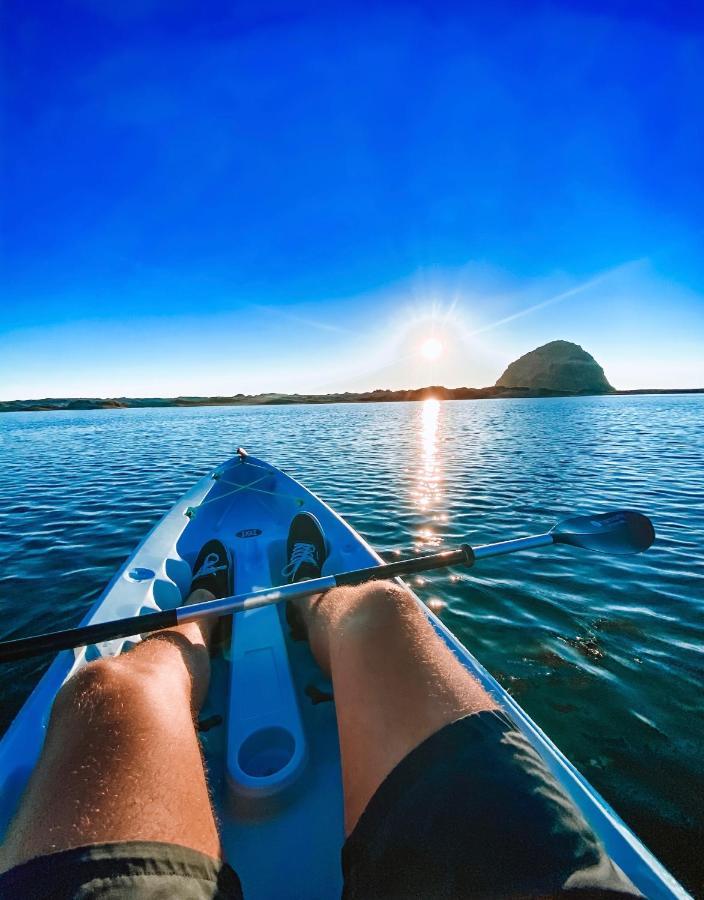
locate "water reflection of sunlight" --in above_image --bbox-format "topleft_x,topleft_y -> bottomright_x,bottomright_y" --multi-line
414,398 -> 444,550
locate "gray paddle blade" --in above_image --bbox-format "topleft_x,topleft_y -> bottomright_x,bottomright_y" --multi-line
551,511 -> 655,555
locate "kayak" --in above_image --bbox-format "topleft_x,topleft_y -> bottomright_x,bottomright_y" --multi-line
0,452 -> 689,899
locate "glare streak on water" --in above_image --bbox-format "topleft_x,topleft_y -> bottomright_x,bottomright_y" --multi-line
0,395 -> 702,893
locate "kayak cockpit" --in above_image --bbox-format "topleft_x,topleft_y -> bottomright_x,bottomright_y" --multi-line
173,455 -> 377,897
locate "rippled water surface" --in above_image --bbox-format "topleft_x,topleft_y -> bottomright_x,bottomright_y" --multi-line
1,396 -> 702,893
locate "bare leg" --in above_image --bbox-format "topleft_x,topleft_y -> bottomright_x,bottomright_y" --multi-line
295,580 -> 497,834
0,589 -> 219,872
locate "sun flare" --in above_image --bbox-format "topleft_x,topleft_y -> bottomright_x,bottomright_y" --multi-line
420,337 -> 443,360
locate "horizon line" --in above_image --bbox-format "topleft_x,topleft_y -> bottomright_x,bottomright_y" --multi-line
2,384 -> 703,411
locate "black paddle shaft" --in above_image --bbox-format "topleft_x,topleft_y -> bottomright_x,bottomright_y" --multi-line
0,609 -> 179,663
335,545 -> 474,585
0,546 -> 475,663
0,508 -> 653,664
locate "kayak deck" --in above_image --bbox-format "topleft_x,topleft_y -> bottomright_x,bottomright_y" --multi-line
0,454 -> 689,899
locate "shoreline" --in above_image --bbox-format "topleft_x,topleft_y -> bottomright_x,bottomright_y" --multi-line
1,386 -> 702,413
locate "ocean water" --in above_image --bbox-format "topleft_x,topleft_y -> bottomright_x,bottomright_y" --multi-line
0,396 -> 702,893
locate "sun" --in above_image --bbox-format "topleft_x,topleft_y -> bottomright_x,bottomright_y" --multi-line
420,337 -> 443,361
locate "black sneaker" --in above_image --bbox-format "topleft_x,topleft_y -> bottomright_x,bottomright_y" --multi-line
283,513 -> 328,642
190,539 -> 233,598
282,512 -> 328,583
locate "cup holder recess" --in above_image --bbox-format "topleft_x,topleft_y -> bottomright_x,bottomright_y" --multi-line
237,727 -> 296,778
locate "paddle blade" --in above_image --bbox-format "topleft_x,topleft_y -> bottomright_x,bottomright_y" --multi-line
551,511 -> 655,555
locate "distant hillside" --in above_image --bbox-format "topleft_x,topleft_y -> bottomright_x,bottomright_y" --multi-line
0,386 -> 516,413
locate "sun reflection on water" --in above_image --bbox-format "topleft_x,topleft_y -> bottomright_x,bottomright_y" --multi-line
414,398 -> 444,551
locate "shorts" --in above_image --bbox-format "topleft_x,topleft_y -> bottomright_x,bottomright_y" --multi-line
0,711 -> 640,898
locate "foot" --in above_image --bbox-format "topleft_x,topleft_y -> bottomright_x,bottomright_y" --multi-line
137,540 -> 232,694
188,540 -> 233,650
283,513 -> 328,640
190,539 -> 233,598
282,512 -> 328,583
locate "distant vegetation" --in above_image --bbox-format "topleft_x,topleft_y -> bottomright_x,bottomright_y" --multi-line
2,341 -> 700,413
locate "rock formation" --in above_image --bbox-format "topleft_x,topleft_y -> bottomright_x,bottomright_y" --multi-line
495,340 -> 613,394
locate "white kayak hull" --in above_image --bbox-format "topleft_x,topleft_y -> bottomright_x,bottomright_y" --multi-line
0,454 -> 689,898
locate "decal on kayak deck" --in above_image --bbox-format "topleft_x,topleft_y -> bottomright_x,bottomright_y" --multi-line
235,528 -> 262,539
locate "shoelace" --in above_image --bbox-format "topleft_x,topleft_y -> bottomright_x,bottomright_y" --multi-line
281,542 -> 319,580
193,551 -> 227,581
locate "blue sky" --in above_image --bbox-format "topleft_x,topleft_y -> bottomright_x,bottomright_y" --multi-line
2,0 -> 703,398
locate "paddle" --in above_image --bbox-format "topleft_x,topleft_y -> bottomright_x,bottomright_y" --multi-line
0,510 -> 654,663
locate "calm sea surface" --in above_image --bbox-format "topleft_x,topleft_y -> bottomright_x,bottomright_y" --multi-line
0,396 -> 702,892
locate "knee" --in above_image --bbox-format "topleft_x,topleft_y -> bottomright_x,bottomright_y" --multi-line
350,580 -> 417,613
52,657 -> 145,721
325,580 -> 419,632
